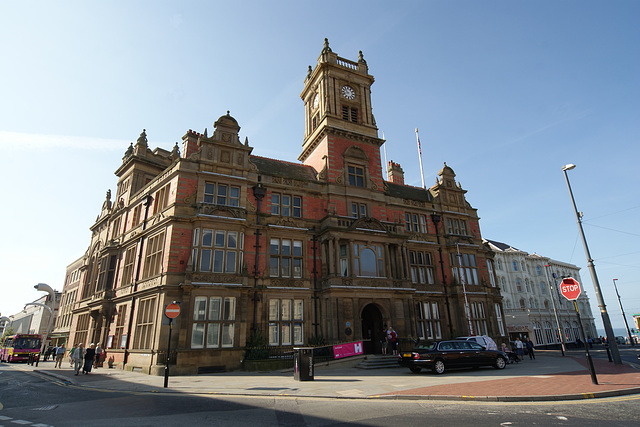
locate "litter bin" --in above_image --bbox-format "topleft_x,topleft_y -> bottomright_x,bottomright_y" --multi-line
293,347 -> 314,381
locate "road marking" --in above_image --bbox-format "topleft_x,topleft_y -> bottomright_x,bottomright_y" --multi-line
10,420 -> 33,425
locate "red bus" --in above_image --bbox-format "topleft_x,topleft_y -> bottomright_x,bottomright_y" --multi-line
0,334 -> 42,362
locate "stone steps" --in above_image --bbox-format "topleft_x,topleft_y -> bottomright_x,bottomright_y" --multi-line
356,354 -> 401,369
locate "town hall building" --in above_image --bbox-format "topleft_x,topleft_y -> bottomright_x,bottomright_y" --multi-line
58,40 -> 505,375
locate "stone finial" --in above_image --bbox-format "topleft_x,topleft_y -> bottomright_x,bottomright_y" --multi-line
307,65 -> 313,80
322,38 -> 331,53
244,136 -> 249,146
136,129 -> 148,147
170,142 -> 180,160
123,143 -> 133,160
358,50 -> 366,64
204,128 -> 208,137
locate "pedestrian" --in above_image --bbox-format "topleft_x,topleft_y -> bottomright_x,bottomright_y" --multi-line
587,337 -> 593,348
69,344 -> 76,367
73,343 -> 84,376
381,326 -> 388,355
44,344 -> 53,361
515,337 -> 524,361
525,338 -> 535,360
54,343 -> 66,368
387,326 -> 398,356
94,343 -> 103,368
83,343 -> 96,374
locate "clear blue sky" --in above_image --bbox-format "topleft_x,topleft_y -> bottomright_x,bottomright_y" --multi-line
1,1 -> 638,332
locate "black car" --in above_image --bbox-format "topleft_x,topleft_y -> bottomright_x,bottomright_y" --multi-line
398,340 -> 508,374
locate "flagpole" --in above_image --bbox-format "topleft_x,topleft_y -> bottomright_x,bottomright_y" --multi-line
382,130 -> 388,181
415,128 -> 426,189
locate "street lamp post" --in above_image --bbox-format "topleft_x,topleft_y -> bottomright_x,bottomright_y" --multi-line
24,302 -> 53,366
33,283 -> 56,367
613,279 -> 634,347
561,164 -> 621,364
544,265 -> 566,356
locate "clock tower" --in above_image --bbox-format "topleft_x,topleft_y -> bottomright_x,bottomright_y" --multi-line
299,39 -> 384,189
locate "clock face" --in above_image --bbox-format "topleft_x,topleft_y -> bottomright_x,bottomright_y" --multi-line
341,85 -> 356,100
313,93 -> 319,109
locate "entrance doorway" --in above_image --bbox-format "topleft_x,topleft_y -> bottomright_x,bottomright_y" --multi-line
361,304 -> 383,354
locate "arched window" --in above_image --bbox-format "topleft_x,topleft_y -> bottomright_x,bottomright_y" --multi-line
516,279 -> 522,292
519,298 -> 526,309
353,243 -> 384,277
539,282 -> 546,294
504,299 -> 511,308
564,321 -> 572,342
536,265 -> 542,276
533,322 -> 543,345
544,300 -> 549,309
544,321 -> 554,344
572,321 -> 580,342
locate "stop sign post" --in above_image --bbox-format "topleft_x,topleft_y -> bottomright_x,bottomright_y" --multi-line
560,277 -> 582,301
164,302 -> 180,388
559,277 -> 598,384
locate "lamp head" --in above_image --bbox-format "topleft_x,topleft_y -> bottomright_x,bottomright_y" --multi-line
562,164 -> 576,171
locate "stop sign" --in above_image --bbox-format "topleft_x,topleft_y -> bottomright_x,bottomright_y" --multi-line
560,277 -> 582,300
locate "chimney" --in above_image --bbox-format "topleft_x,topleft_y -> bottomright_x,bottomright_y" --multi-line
387,161 -> 404,185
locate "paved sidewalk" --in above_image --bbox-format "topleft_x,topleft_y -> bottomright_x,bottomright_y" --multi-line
9,350 -> 640,402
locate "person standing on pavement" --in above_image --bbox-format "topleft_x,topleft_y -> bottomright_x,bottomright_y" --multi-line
94,343 -> 103,368
83,343 -> 96,374
525,338 -> 535,360
387,326 -> 398,356
73,343 -> 84,375
54,343 -> 66,368
515,337 -> 524,361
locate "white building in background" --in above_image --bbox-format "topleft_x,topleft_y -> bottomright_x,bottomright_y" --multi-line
485,239 -> 597,348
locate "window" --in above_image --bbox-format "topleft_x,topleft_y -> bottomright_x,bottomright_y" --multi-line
133,297 -> 156,349
75,314 -> 90,346
268,299 -> 304,346
111,216 -> 122,239
113,305 -> 127,349
271,194 -> 302,218
203,182 -> 240,207
405,213 -> 428,233
339,244 -> 348,277
470,302 -> 487,336
416,302 -> 442,340
270,239 -> 303,278
516,279 -> 523,292
544,321 -> 555,344
153,183 -> 170,215
487,260 -> 496,287
191,296 -> 236,348
351,202 -> 367,218
495,303 -> 505,336
353,243 -> 384,277
536,265 -> 542,276
450,253 -> 479,285
446,218 -> 467,235
121,245 -> 137,287
341,105 -> 358,123
512,261 -> 518,272
347,165 -> 364,187
539,282 -> 547,294
132,204 -> 143,227
143,232 -> 165,278
195,229 -> 244,273
408,250 -> 435,284
497,260 -> 503,270
533,322 -> 543,344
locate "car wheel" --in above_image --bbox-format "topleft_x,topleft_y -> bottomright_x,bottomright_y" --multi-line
409,366 -> 422,374
432,359 -> 446,374
494,356 -> 506,369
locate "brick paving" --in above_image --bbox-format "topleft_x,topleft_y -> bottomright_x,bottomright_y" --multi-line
389,356 -> 640,399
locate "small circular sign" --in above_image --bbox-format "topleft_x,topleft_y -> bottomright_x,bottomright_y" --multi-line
165,303 -> 181,319
346,322 -> 351,327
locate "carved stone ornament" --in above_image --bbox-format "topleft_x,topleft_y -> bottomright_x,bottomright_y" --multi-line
351,216 -> 387,232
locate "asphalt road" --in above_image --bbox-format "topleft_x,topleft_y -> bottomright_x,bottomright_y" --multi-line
1,364 -> 640,426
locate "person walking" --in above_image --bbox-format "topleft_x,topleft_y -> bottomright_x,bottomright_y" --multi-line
515,337 -> 524,361
94,343 -> 103,368
83,344 -> 96,374
54,343 -> 66,368
525,338 -> 535,360
68,344 -> 76,367
72,343 -> 84,376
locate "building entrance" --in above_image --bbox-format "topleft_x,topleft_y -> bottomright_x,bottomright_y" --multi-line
361,304 -> 383,354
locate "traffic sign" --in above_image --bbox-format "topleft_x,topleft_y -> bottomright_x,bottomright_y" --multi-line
165,303 -> 181,319
560,277 -> 582,300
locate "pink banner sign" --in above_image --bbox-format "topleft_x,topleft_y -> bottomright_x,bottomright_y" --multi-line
333,341 -> 364,359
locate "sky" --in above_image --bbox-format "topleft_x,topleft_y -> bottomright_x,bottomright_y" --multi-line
1,1 -> 638,333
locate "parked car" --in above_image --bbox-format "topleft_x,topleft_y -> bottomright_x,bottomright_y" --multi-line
455,335 -> 498,351
398,340 -> 508,374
